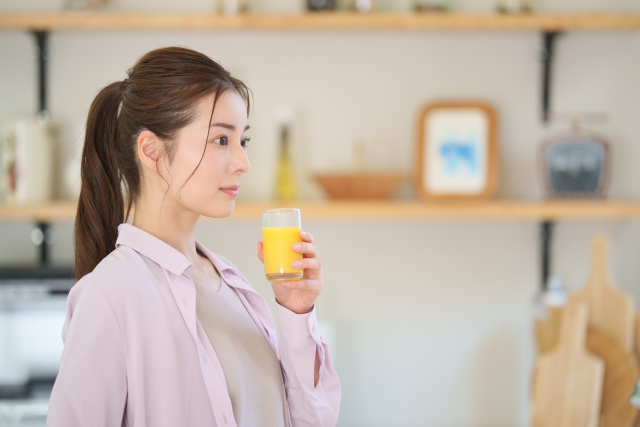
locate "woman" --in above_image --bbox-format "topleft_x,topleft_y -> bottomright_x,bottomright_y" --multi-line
46,46 -> 341,427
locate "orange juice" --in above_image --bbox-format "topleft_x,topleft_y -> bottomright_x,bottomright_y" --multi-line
262,226 -> 304,282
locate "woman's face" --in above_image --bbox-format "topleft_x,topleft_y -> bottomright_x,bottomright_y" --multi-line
158,90 -> 251,218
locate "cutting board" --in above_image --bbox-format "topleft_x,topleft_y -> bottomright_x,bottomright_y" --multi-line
531,300 -> 604,427
567,234 -> 634,351
635,313 -> 640,363
632,314 -> 640,427
535,306 -> 639,427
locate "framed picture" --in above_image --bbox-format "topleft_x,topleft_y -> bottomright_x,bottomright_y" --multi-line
415,102 -> 499,201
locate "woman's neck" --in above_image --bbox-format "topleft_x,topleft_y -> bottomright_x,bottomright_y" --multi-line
132,198 -> 201,268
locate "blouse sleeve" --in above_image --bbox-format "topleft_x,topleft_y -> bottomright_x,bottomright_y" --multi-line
275,301 -> 341,427
46,280 -> 127,427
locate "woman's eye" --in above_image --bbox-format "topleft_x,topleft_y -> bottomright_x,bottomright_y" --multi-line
242,138 -> 250,148
214,136 -> 228,146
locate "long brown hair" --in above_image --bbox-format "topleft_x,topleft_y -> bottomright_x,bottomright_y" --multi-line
74,46 -> 251,280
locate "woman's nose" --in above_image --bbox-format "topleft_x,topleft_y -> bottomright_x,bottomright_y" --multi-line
231,143 -> 251,174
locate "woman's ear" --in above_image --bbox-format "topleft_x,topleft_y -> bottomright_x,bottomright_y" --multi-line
138,130 -> 160,172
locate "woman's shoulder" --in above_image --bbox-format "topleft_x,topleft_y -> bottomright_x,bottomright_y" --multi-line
73,245 -> 167,301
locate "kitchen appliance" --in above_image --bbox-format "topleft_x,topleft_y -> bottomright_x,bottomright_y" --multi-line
539,121 -> 610,199
0,277 -> 73,426
0,116 -> 54,204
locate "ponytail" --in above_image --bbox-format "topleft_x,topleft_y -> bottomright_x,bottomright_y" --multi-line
74,81 -> 126,280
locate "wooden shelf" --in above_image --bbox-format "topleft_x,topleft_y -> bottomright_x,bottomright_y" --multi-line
1,12 -> 640,32
4,200 -> 640,222
0,201 -> 78,223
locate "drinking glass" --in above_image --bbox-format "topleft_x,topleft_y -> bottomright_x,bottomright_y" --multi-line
262,208 -> 304,282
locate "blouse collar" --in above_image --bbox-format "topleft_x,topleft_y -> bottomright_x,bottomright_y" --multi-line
114,222 -> 238,279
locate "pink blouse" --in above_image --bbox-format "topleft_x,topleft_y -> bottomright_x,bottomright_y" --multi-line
46,223 -> 341,427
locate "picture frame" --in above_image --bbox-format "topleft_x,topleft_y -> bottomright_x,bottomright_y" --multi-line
415,101 -> 499,201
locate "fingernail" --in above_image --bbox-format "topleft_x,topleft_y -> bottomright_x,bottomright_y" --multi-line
292,243 -> 300,250
291,261 -> 300,268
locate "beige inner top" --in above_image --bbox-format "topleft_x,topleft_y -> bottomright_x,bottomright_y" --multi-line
194,275 -> 287,427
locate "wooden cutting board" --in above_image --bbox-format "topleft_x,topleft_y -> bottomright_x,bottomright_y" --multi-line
635,313 -> 640,364
632,314 -> 640,427
535,306 -> 639,427
567,234 -> 634,351
531,300 -> 604,427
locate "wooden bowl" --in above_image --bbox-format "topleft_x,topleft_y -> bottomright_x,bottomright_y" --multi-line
313,173 -> 404,200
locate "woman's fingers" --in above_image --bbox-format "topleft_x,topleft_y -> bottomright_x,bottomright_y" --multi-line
257,241 -> 264,263
300,229 -> 314,243
281,279 -> 323,291
292,242 -> 318,257
291,257 -> 321,270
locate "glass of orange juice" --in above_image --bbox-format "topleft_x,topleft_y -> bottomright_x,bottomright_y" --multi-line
262,208 -> 304,282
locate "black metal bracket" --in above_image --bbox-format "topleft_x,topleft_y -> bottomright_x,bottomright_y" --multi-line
33,31 -> 53,269
541,31 -> 561,123
35,221 -> 51,267
32,30 -> 49,115
540,221 -> 553,291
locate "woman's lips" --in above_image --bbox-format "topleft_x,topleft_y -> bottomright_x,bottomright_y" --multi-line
220,186 -> 240,197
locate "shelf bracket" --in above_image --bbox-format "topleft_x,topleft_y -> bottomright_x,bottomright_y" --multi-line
540,221 -> 553,291
32,31 -> 52,268
32,30 -> 49,115
541,31 -> 561,123
34,221 -> 51,267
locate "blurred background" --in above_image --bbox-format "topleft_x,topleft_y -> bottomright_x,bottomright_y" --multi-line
1,0 -> 640,426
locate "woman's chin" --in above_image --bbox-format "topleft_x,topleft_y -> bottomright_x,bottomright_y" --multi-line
201,201 -> 235,219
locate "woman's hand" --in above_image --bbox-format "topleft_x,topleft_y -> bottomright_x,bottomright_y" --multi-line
257,229 -> 323,315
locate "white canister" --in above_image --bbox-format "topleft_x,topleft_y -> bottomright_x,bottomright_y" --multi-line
0,116 -> 54,204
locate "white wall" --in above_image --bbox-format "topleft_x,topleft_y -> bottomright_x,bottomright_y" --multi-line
1,1 -> 640,425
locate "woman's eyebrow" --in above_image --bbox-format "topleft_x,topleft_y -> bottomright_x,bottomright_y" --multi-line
210,122 -> 250,131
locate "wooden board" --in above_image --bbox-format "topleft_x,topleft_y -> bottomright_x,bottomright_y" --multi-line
535,306 -> 563,353
531,301 -> 604,427
531,300 -> 604,427
633,314 -> 640,427
1,12 -> 640,32
567,234 -> 635,351
535,307 -> 639,427
5,200 -> 640,222
635,314 -> 640,364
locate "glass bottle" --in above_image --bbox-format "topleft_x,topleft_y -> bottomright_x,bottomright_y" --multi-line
275,124 -> 297,202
